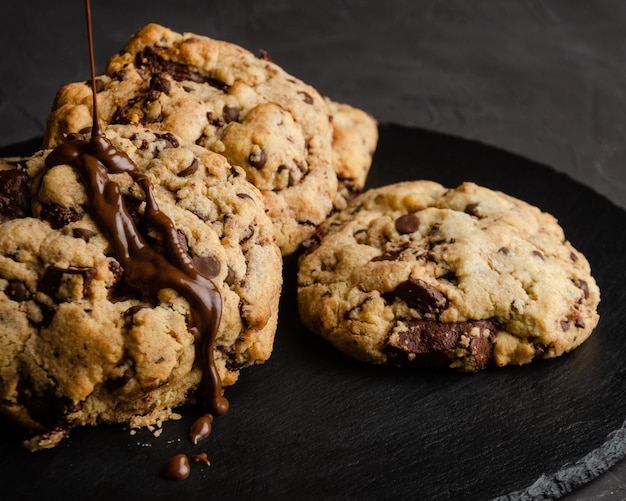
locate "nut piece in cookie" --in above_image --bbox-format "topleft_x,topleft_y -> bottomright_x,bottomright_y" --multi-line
297,181 -> 600,371
0,124 -> 282,449
44,23 -> 355,255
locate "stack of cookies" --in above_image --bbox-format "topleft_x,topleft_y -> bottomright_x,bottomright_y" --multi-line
0,23 -> 599,451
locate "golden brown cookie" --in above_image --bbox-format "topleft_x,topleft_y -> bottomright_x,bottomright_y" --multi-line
298,181 -> 600,371
0,124 -> 282,449
44,23 -> 349,255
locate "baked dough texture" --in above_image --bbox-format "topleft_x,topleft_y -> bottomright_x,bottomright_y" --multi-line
0,124 -> 282,449
298,181 -> 600,371
44,23 -> 377,254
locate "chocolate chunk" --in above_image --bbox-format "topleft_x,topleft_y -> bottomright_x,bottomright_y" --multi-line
150,73 -> 171,94
395,213 -> 420,234
92,78 -> 105,93
239,225 -> 255,244
177,158 -> 199,177
6,280 -> 29,302
0,169 -> 31,223
72,228 -> 96,241
248,148 -> 267,169
136,46 -> 229,91
155,132 -> 179,149
192,255 -> 220,279
223,105 -> 240,123
207,112 -> 225,128
572,278 -> 590,299
298,91 -> 314,104
112,96 -> 143,125
225,266 -> 235,287
371,249 -> 404,262
385,319 -> 496,370
40,204 -> 82,229
383,278 -> 448,314
464,203 -> 480,216
300,227 -> 329,254
38,266 -> 97,299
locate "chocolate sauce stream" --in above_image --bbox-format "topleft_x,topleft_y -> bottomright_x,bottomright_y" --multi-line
44,0 -> 228,416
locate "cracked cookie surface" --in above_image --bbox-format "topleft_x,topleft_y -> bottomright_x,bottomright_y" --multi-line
43,23 -> 369,254
0,124 -> 282,448
297,181 -> 600,371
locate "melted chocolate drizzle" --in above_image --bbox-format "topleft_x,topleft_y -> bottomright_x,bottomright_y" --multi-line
45,0 -> 228,416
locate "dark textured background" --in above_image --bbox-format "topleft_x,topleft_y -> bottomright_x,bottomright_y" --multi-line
1,1 -> 625,499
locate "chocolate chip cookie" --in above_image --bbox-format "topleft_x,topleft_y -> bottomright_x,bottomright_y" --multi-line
0,123 -> 282,449
43,23 -> 354,255
298,181 -> 600,371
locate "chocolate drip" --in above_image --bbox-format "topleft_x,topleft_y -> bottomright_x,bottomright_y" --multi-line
44,0 -> 227,416
189,413 -> 213,445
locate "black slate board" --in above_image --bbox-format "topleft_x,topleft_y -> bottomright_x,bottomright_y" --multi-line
0,124 -> 625,500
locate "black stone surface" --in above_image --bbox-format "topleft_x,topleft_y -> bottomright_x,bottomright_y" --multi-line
1,1 -> 625,499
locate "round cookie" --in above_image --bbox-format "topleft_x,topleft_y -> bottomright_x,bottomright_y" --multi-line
44,23 -> 339,255
298,181 -> 600,371
0,123 -> 282,449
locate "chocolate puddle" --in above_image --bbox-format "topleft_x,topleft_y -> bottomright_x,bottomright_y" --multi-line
45,0 -> 225,479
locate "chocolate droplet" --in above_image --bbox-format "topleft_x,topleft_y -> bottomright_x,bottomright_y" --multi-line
161,454 -> 190,480
189,414 -> 213,445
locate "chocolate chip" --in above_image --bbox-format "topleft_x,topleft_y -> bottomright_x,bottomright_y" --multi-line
464,203 -> 480,216
239,225 -> 255,244
570,252 -> 579,262
40,204 -> 82,229
572,278 -> 590,299
498,247 -> 510,255
532,250 -> 545,260
106,261 -> 137,303
383,278 -> 448,314
225,266 -> 235,287
385,319 -> 496,370
223,105 -> 240,123
395,214 -> 420,234
6,280 -> 29,302
0,169 -> 30,223
177,158 -> 199,177
207,112 -> 225,128
72,228 -> 96,241
249,148 -> 267,169
298,91 -> 314,104
155,132 -> 179,149
192,255 -> 220,279
38,266 -> 97,299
